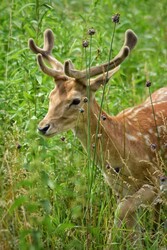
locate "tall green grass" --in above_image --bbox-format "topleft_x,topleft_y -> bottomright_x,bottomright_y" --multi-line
0,0 -> 167,249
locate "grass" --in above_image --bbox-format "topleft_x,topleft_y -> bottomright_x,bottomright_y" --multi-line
0,0 -> 167,249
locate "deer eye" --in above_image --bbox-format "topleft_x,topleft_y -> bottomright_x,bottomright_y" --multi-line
71,98 -> 81,106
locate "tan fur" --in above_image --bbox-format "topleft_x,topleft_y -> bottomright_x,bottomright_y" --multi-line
29,29 -> 167,247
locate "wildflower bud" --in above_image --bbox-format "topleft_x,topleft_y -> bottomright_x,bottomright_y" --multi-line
146,80 -> 151,87
61,136 -> 66,142
114,167 -> 120,173
101,114 -> 106,121
106,164 -> 111,170
83,97 -> 88,103
17,144 -> 22,149
79,108 -> 84,113
160,176 -> 167,193
88,28 -> 96,36
150,143 -> 157,151
160,176 -> 167,183
112,13 -> 120,24
82,40 -> 89,48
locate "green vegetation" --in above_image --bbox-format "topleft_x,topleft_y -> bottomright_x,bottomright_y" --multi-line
0,0 -> 166,249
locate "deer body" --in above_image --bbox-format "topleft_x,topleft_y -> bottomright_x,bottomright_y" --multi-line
73,95 -> 167,196
29,28 -> 167,246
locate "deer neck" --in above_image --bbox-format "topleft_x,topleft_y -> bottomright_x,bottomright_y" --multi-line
73,99 -> 123,161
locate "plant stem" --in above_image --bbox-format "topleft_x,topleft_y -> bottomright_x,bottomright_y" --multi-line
92,22 -> 117,184
148,87 -> 160,149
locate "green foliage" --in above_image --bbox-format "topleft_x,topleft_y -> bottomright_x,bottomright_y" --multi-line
0,0 -> 166,249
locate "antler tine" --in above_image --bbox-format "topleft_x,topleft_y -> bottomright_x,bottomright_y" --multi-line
124,29 -> 137,51
64,29 -> 137,80
64,47 -> 129,79
29,29 -> 64,74
37,54 -> 60,78
43,29 -> 54,54
28,29 -> 54,56
90,66 -> 120,91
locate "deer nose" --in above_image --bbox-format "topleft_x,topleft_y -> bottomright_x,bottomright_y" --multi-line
38,124 -> 50,134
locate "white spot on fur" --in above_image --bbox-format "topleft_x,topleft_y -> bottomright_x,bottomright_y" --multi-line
147,118 -> 153,123
133,118 -> 138,122
126,133 -> 138,141
148,129 -> 153,134
128,106 -> 144,119
144,134 -> 150,146
119,107 -> 133,116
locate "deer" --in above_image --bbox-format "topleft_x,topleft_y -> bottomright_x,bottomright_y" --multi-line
29,28 -> 167,248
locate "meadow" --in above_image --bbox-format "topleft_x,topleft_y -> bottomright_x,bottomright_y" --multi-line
0,0 -> 167,249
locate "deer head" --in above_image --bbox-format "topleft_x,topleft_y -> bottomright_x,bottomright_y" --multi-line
29,29 -> 137,137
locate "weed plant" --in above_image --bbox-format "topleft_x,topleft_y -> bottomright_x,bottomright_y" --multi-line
0,0 -> 167,249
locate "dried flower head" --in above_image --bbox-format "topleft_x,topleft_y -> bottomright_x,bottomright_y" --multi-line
112,13 -> 120,23
146,80 -> 151,87
114,167 -> 120,173
79,108 -> 84,113
61,136 -> 66,142
106,163 -> 111,170
82,40 -> 89,48
101,114 -> 106,121
160,176 -> 167,193
150,143 -> 157,151
160,176 -> 167,183
17,144 -> 22,149
88,28 -> 96,36
83,97 -> 88,103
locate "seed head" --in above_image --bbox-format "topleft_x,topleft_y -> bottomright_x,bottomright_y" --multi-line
83,97 -> 88,103
112,13 -> 120,24
160,176 -> 167,193
82,40 -> 89,48
101,114 -> 107,121
17,144 -> 22,149
61,136 -> 66,142
79,108 -> 84,113
88,28 -> 96,36
150,143 -> 157,151
106,163 -> 111,170
114,167 -> 120,173
160,176 -> 167,183
146,80 -> 151,87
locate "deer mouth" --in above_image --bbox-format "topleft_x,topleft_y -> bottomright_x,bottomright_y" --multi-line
37,124 -> 59,137
38,129 -> 58,138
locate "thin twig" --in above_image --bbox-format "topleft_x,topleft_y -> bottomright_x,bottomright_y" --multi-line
91,22 -> 117,183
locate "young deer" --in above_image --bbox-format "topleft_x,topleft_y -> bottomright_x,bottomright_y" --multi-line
29,29 -> 167,246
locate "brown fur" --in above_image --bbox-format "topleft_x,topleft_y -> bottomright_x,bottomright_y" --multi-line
29,28 -> 167,248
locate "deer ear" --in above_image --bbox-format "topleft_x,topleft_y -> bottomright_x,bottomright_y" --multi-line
90,66 -> 120,91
